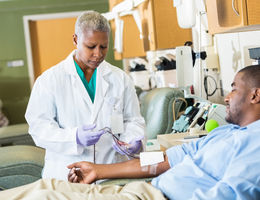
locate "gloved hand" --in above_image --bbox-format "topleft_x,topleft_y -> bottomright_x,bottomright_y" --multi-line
76,124 -> 105,147
112,141 -> 128,155
127,138 -> 143,154
113,136 -> 143,155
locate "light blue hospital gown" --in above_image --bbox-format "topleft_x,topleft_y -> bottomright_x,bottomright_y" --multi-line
152,120 -> 260,200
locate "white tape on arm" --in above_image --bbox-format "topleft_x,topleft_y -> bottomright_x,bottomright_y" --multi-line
140,151 -> 164,167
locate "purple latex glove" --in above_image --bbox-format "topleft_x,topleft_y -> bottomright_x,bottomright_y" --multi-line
112,141 -> 128,155
76,124 -> 105,146
113,136 -> 143,155
127,138 -> 143,153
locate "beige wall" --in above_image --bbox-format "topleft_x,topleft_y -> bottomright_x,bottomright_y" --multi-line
216,30 -> 260,96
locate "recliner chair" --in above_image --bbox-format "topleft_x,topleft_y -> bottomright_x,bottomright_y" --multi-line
0,124 -> 43,190
140,87 -> 185,139
0,145 -> 45,190
0,123 -> 34,147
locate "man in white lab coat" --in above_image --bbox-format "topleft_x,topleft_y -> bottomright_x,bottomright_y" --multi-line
25,10 -> 145,180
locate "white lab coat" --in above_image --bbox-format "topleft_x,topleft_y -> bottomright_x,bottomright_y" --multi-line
25,51 -> 145,180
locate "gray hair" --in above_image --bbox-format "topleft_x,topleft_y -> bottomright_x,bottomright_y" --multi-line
75,10 -> 110,38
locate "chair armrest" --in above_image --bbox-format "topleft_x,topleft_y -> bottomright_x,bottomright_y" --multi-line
0,124 -> 35,146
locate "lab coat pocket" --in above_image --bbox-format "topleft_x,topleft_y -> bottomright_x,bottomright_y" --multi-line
103,96 -> 122,114
111,111 -> 124,134
103,96 -> 124,134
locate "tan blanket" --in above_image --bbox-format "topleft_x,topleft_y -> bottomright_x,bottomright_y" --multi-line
0,179 -> 166,200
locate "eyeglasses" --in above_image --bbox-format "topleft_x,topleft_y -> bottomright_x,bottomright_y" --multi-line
100,127 -> 140,159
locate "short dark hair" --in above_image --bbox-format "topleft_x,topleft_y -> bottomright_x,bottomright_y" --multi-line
238,64 -> 260,88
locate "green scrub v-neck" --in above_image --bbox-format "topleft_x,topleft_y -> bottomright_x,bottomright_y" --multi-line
74,60 -> 96,103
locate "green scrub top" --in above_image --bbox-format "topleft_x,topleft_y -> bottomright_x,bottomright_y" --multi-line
74,60 -> 96,103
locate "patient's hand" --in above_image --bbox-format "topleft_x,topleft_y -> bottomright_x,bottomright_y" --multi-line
67,167 -> 81,183
67,161 -> 100,184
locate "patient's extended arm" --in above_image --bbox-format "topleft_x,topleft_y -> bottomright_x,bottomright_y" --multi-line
67,155 -> 170,184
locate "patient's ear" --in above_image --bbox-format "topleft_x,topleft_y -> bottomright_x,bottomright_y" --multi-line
251,88 -> 260,104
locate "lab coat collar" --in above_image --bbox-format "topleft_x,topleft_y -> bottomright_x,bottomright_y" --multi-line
64,50 -> 78,76
63,50 -> 112,77
91,62 -> 110,123
64,50 -> 111,123
63,50 -> 93,107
